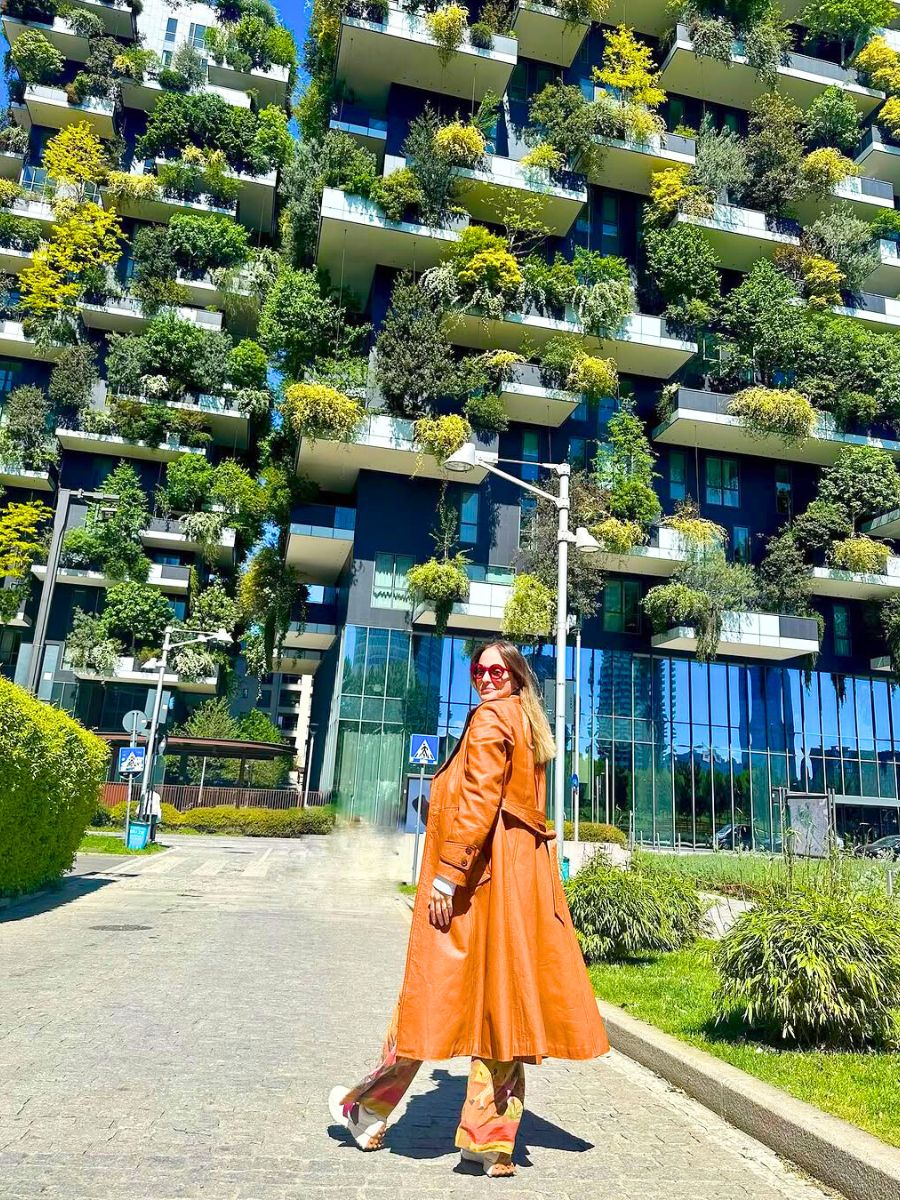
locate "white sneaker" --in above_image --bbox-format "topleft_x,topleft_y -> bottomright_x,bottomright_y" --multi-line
328,1085 -> 387,1150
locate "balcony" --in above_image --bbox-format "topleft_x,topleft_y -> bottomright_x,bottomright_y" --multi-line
140,516 -> 236,567
675,203 -> 800,271
80,295 -> 224,335
273,647 -> 327,675
596,525 -> 690,578
440,152 -> 587,234
510,2 -> 588,66
0,150 -> 25,181
1,578 -> 29,628
2,15 -> 91,64
329,106 -> 388,168
0,245 -> 33,274
282,620 -> 338,654
0,463 -> 52,491
602,0 -> 670,35
207,59 -> 291,108
587,129 -> 696,195
411,564 -> 515,632
67,0 -> 136,39
832,290 -> 900,333
295,412 -> 499,492
792,172 -> 895,224
871,656 -> 892,672
100,172 -> 238,224
446,308 -> 696,379
855,126 -> 900,187
121,78 -> 250,115
70,654 -> 218,694
807,555 -> 900,599
173,393 -> 250,449
652,611 -> 821,660
653,387 -> 900,465
107,158 -> 276,232
863,507 -> 900,538
56,426 -> 207,464
32,562 -> 191,593
335,2 -> 517,107
661,25 -> 882,115
864,238 -> 900,295
13,85 -> 117,139
286,504 -> 356,583
316,186 -> 467,305
496,362 -> 579,426
0,319 -> 61,362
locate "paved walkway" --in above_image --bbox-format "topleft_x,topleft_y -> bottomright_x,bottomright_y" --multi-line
0,830 -> 843,1200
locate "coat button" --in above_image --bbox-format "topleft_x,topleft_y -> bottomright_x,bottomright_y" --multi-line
461,858 -> 469,867
465,845 -> 474,853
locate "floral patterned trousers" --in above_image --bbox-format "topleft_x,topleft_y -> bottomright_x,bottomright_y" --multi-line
340,1005 -> 525,1157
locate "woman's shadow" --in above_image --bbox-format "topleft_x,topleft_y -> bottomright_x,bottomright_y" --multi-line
329,1068 -> 593,1170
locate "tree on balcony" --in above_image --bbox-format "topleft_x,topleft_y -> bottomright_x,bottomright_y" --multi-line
0,385 -> 56,472
8,29 -> 64,85
374,273 -> 461,417
106,311 -> 233,401
61,462 -> 150,582
0,498 -> 52,624
101,580 -> 175,653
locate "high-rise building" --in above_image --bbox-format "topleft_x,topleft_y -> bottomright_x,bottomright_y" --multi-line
6,0 -> 900,846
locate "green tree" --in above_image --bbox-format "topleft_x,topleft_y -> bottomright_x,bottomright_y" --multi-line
176,696 -> 240,783
643,224 -> 721,333
818,445 -> 900,528
804,209 -> 878,293
801,0 -> 895,58
258,268 -> 346,376
229,339 -> 268,389
802,86 -> 863,153
238,545 -> 301,670
718,259 -> 813,384
595,401 -> 661,524
236,708 -> 291,787
101,580 -> 174,651
158,455 -> 216,514
48,345 -> 98,416
3,385 -> 51,467
210,459 -> 266,544
167,211 -> 251,273
744,92 -> 804,215
9,29 -> 64,83
374,273 -> 460,417
188,581 -> 241,636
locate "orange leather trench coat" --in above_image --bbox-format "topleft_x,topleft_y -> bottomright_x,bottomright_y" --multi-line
394,693 -> 609,1064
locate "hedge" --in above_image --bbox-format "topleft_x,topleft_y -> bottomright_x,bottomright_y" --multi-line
548,819 -> 628,847
100,801 -> 335,836
0,678 -> 108,897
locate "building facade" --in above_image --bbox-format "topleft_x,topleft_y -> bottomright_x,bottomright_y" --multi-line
6,0 -> 900,844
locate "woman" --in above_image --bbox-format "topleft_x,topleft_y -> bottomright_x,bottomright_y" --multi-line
329,639 -> 608,1176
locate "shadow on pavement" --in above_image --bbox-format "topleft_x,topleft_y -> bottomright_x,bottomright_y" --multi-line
328,1066 -> 593,1167
0,875 -> 116,923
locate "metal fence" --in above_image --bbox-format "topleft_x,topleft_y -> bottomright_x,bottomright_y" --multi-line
101,783 -> 333,811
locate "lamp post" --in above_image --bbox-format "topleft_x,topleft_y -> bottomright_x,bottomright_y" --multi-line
443,444 -> 600,868
26,488 -> 120,695
138,624 -> 232,815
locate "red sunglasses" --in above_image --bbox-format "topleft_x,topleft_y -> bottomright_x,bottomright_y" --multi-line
471,664 -> 510,684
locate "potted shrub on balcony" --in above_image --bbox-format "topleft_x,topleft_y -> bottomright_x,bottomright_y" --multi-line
502,572 -> 554,641
407,552 -> 471,636
828,535 -> 890,574
412,412 -> 472,465
281,381 -> 365,442
728,385 -> 817,445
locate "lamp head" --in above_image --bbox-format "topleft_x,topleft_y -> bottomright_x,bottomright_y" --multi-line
574,526 -> 601,554
212,628 -> 232,644
443,443 -> 478,473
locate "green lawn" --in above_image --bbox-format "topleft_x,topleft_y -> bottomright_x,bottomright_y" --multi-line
637,851 -> 889,900
78,834 -> 166,856
591,942 -> 900,1146
398,882 -> 417,895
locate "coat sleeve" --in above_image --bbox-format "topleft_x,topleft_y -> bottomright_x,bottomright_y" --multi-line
437,701 -> 514,889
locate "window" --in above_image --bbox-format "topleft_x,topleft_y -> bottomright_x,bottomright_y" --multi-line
522,429 -> 540,481
161,50 -> 172,66
507,63 -> 527,103
372,552 -> 414,609
598,192 -> 620,255
567,436 -> 588,470
834,604 -> 852,656
535,65 -> 556,95
603,580 -> 641,633
164,17 -> 178,43
667,97 -> 686,130
705,456 -> 739,507
775,464 -> 792,515
458,487 -> 478,544
669,450 -> 686,501
732,526 -> 750,563
188,22 -> 208,50
518,495 -> 537,548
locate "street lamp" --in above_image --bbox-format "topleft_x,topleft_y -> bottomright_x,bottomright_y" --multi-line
444,444 -> 600,867
137,624 -> 232,815
26,488 -> 120,695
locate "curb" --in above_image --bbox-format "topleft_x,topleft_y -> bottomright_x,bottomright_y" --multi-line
0,884 -> 52,912
598,999 -> 900,1200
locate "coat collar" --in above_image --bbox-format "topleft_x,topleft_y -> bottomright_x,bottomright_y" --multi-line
432,694 -> 521,779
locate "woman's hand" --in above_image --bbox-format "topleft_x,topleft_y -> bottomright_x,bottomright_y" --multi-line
428,885 -> 453,930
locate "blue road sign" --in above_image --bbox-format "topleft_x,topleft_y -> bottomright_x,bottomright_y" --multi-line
118,746 -> 146,777
409,733 -> 439,767
570,773 -> 580,789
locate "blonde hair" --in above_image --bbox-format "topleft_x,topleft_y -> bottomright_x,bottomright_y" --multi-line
469,639 -> 556,764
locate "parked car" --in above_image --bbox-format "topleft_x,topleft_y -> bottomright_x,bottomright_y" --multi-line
858,834 -> 900,860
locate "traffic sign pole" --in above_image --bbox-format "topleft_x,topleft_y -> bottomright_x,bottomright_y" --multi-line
411,765 -> 424,884
125,723 -> 136,848
408,734 -> 438,885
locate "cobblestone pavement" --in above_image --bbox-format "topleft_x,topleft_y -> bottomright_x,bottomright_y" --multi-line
0,829 -> 844,1200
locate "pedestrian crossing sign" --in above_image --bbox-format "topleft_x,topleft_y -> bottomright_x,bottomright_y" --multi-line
117,746 -> 146,777
409,734 -> 439,767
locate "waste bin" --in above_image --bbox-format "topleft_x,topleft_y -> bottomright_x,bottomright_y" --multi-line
126,820 -> 150,851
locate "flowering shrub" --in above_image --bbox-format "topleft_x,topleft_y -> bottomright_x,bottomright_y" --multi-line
434,121 -> 485,167
425,4 -> 469,65
521,143 -> 565,174
800,147 -> 857,197
406,553 -> 470,635
502,573 -> 554,640
566,352 -> 617,399
854,36 -> 900,93
729,386 -> 817,445
828,535 -> 891,574
413,412 -> 471,463
281,382 -> 365,441
595,516 -> 645,555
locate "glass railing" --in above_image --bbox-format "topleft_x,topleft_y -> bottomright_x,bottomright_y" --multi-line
292,502 -> 356,534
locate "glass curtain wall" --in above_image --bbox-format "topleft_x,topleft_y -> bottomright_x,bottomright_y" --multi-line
329,625 -> 900,842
